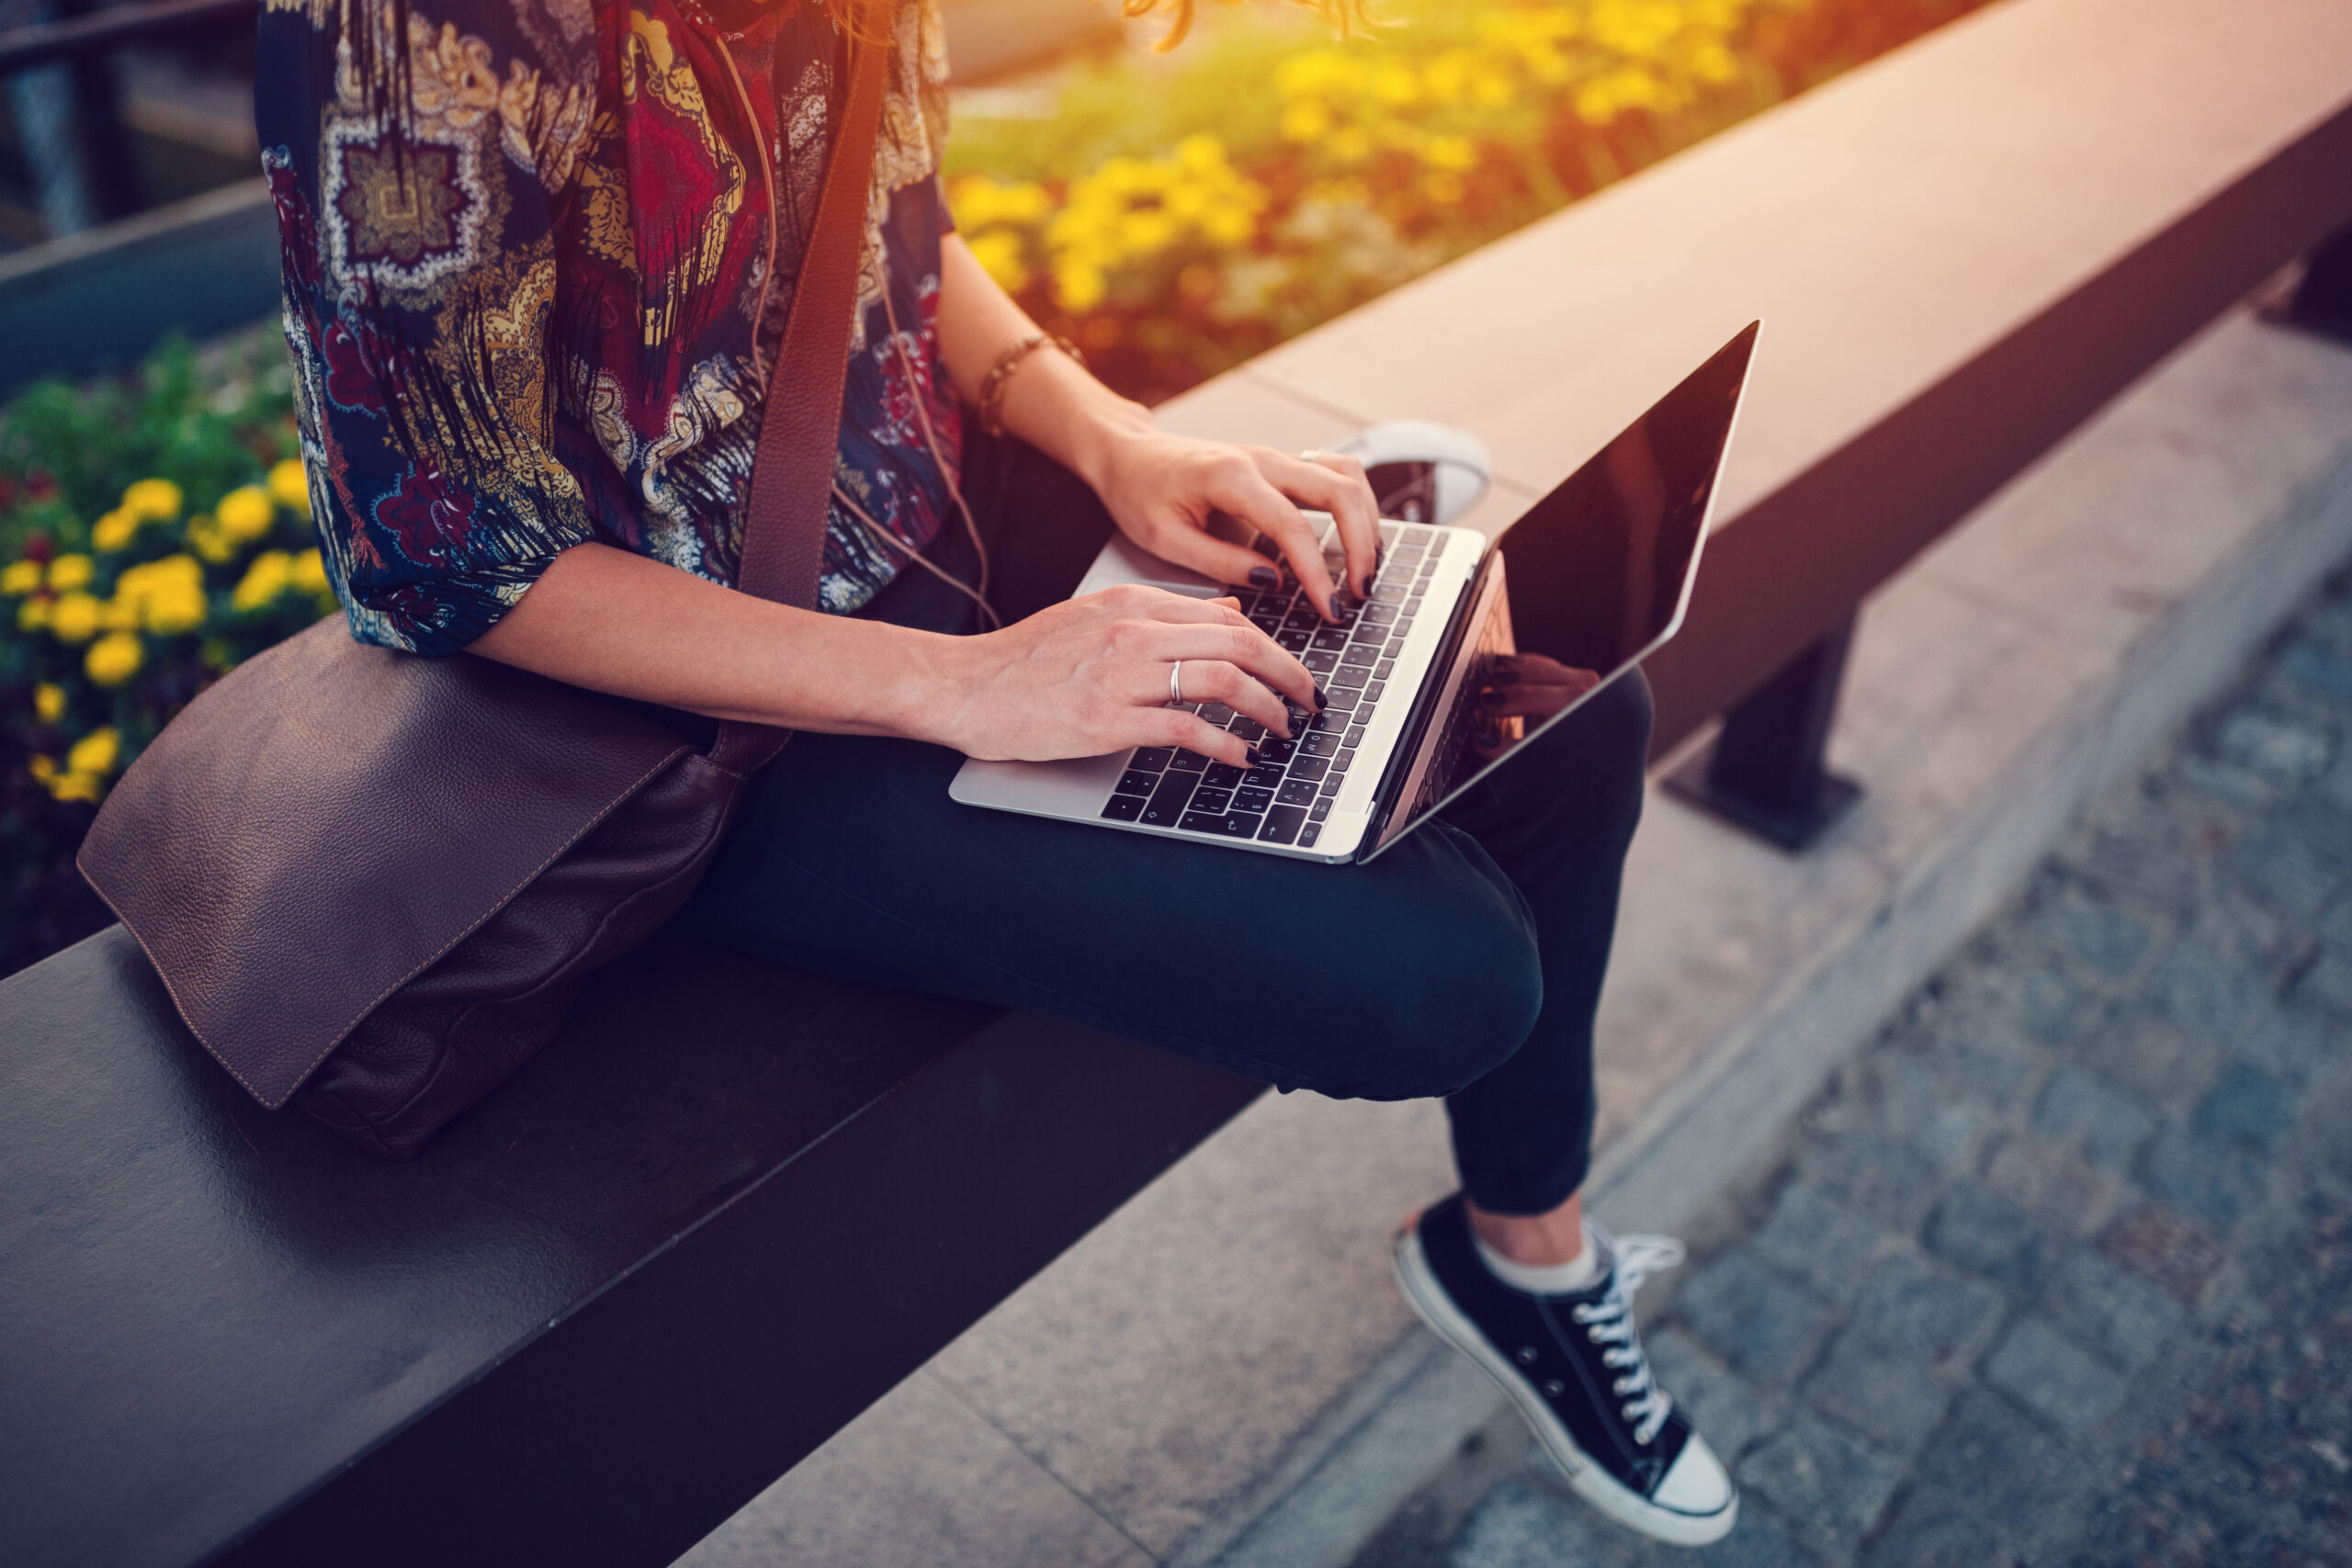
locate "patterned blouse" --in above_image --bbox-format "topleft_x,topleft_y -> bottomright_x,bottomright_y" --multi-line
256,0 -> 962,656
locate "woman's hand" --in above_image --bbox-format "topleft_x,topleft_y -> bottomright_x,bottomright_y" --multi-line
931,583 -> 1322,768
1091,429 -> 1385,621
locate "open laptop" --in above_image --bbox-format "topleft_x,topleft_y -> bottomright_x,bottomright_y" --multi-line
951,321 -> 1759,863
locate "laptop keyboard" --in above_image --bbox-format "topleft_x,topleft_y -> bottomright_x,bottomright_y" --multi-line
1100,522 -> 1447,851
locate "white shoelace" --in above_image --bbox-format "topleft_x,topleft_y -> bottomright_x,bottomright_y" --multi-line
1567,1231 -> 1686,1446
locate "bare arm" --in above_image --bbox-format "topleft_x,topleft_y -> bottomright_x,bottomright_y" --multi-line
472,229 -> 1364,766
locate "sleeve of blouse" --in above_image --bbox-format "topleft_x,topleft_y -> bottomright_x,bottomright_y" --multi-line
256,0 -> 601,657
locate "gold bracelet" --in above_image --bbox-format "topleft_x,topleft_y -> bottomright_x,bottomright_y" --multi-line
977,332 -> 1084,438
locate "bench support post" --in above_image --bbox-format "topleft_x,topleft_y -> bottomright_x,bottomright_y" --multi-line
2288,221 -> 2352,344
1663,614 -> 1863,852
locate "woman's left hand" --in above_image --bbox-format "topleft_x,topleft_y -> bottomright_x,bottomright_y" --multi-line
1090,430 -> 1383,622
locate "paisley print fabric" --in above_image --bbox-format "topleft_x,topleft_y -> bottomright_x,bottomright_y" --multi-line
257,0 -> 961,654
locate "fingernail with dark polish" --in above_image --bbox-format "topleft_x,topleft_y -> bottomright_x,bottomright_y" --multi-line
1249,565 -> 1280,590
1312,684 -> 1329,711
1245,746 -> 1263,767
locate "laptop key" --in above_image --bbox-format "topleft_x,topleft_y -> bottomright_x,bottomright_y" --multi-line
1298,823 -> 1321,847
1178,811 -> 1230,834
1300,732 -> 1342,758
1340,645 -> 1376,670
1290,756 -> 1329,784
1384,637 -> 1407,658
1374,660 -> 1395,680
1244,763 -> 1285,789
1102,794 -> 1145,821
1333,748 -> 1356,773
1319,773 -> 1344,795
1114,769 -> 1158,796
1277,777 -> 1319,807
1308,798 -> 1334,822
1310,628 -> 1350,652
1235,785 -> 1276,813
1259,738 -> 1298,763
1344,725 -> 1367,747
1277,629 -> 1312,653
1303,650 -> 1339,674
1190,787 -> 1235,814
1363,681 -> 1385,701
1142,772 -> 1199,826
1227,717 -> 1266,743
1259,805 -> 1307,846
1132,747 -> 1174,772
1203,762 -> 1245,789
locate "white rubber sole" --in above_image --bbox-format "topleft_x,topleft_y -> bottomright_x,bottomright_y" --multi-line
1392,1225 -> 1738,1547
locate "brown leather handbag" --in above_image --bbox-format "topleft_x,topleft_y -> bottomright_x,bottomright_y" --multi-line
77,33 -> 888,1158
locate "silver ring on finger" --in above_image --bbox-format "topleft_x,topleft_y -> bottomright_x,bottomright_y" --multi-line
1299,447 -> 1325,462
1170,660 -> 1184,705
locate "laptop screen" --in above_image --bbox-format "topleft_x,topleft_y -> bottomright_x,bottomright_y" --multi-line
1367,321 -> 1758,858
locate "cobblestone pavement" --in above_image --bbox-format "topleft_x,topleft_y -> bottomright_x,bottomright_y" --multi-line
1351,568 -> 2352,1568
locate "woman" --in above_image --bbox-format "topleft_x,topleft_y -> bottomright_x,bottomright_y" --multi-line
257,0 -> 1735,1543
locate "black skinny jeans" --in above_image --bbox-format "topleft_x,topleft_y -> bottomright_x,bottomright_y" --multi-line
676,428 -> 1651,1214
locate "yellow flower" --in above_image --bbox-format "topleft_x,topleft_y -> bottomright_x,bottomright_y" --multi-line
0,558 -> 40,595
187,515 -> 236,563
67,726 -> 120,777
33,682 -> 64,723
268,457 -> 311,514
290,547 -> 330,595
1052,257 -> 1106,312
120,478 -> 183,523
1280,97 -> 1333,142
45,553 -> 93,592
85,631 -> 144,688
28,754 -> 56,784
17,597 -> 50,631
48,591 -> 102,644
1423,134 -> 1478,173
91,508 -> 139,552
964,230 -> 1031,295
119,554 -> 209,635
217,485 -> 275,542
232,549 -> 293,612
1420,170 -> 1466,205
50,770 -> 103,805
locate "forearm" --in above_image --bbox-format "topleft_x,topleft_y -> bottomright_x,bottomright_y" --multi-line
933,231 -> 1151,492
469,540 -> 966,739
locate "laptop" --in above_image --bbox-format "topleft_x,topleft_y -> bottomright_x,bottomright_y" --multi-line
950,321 -> 1759,863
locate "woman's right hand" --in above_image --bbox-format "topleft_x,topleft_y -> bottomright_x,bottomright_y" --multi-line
929,583 -> 1321,769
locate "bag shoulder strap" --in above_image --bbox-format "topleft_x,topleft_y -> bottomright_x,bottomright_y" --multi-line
710,22 -> 889,772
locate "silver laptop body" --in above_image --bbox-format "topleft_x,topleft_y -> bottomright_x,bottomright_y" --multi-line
950,322 -> 1759,865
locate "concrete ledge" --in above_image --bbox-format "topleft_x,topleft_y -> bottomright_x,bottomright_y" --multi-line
677,305 -> 2352,1568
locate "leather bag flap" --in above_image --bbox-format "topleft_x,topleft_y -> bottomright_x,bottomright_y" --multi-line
78,617 -> 694,1109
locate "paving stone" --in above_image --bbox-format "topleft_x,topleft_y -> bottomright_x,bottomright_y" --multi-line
2030,1068 -> 2154,1173
2278,637 -> 2352,700
2233,807 -> 2352,917
1672,1252 -> 1835,1385
2018,883 -> 2165,987
1856,1484 -> 2007,1568
2233,1008 -> 2342,1084
2141,948 -> 2265,1045
1443,1476 -> 1603,1568
1911,1388 -> 2084,1517
1982,1134 -> 2120,1238
2098,1204 -> 2227,1303
2040,1251 -> 2184,1372
1798,1331 -> 1951,1456
1983,1318 -> 2129,1435
1863,1054 -> 2002,1175
2068,1008 -> 2229,1114
1642,1326 -> 1784,1466
1680,1510 -> 1820,1568
2213,709 -> 2333,788
2138,1121 -> 2271,1230
1736,1417 -> 1901,1546
2190,1062 -> 2299,1155
2291,949 -> 2352,1021
1851,1255 -> 2005,1369
1750,1182 -> 1907,1311
1923,1182 -> 2051,1294
1790,1134 -> 1947,1235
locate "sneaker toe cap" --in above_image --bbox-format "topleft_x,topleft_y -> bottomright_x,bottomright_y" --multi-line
1652,1431 -> 1736,1519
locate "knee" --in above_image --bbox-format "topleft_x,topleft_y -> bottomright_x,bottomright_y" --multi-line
1318,879 -> 1544,1100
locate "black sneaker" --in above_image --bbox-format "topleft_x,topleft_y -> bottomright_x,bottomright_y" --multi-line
1393,1194 -> 1736,1545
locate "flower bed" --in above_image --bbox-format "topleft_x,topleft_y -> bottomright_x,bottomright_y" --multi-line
944,0 -> 1993,401
0,0 -> 1992,974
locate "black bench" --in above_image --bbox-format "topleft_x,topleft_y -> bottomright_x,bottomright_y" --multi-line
0,930 -> 1259,1567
